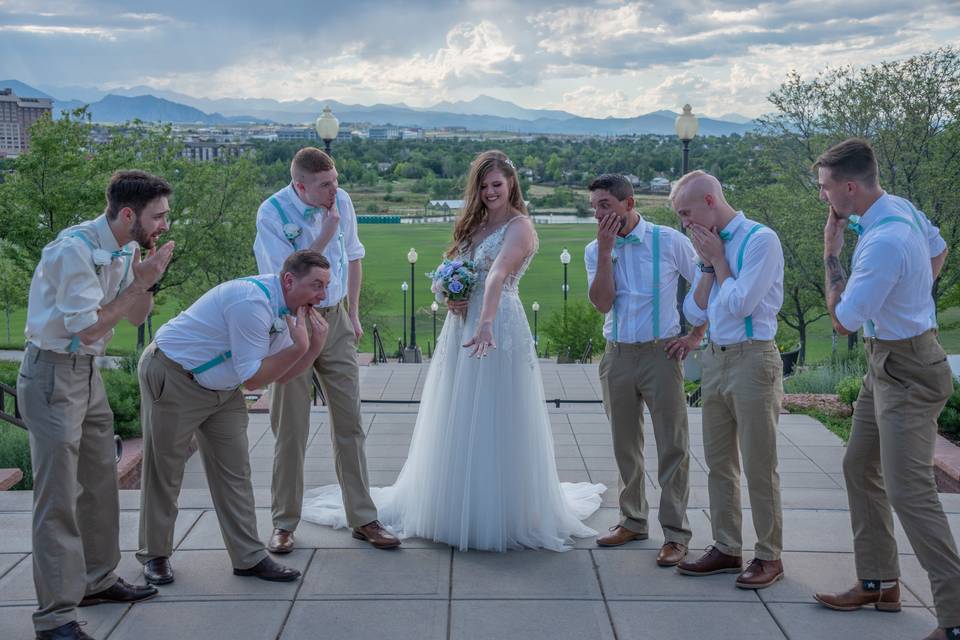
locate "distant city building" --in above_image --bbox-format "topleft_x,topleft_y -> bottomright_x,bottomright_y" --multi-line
276,127 -> 319,142
0,88 -> 53,157
181,141 -> 255,162
649,176 -> 671,194
401,128 -> 423,140
624,174 -> 642,187
368,126 -> 401,140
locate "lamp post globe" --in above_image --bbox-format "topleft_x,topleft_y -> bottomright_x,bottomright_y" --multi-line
315,105 -> 340,156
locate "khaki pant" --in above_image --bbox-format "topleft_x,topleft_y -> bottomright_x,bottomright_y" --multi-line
598,340 -> 692,544
845,330 -> 960,628
17,344 -> 120,632
701,339 -> 783,561
136,344 -> 266,570
270,301 -> 376,531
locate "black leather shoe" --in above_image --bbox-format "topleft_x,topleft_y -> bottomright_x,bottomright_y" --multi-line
233,556 -> 301,582
35,621 -> 95,639
79,577 -> 158,607
144,557 -> 174,585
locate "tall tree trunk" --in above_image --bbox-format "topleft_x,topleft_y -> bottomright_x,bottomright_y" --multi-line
798,322 -> 807,366
137,324 -> 145,351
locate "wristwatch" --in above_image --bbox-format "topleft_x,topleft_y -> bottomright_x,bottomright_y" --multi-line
147,282 -> 161,294
697,262 -> 715,274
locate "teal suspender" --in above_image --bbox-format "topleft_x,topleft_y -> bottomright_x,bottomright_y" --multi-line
189,277 -> 274,375
862,215 -> 921,336
610,225 -> 660,342
269,197 -> 297,249
651,225 -> 661,340
65,232 -> 132,353
737,224 -> 764,340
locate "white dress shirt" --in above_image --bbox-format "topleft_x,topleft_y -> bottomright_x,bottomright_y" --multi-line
585,217 -> 698,343
25,214 -> 137,356
155,275 -> 293,390
836,193 -> 937,340
683,212 -> 784,345
253,184 -> 364,307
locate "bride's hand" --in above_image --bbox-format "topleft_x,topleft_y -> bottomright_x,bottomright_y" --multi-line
463,321 -> 496,358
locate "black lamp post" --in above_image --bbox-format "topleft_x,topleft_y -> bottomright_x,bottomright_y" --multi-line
674,104 -> 699,333
560,247 -> 571,326
403,248 -> 422,363
431,300 -> 439,347
532,301 -> 540,355
401,281 -> 408,346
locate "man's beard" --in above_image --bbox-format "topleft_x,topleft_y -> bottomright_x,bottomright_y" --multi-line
131,217 -> 154,249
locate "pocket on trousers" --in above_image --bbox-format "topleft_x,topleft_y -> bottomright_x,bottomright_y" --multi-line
145,359 -> 168,403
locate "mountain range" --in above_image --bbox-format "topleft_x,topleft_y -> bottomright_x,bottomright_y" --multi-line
2,79 -> 758,136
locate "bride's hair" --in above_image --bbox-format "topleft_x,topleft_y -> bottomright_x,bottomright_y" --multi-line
447,150 -> 528,257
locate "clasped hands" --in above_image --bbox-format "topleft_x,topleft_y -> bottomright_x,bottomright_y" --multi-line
287,307 -> 329,353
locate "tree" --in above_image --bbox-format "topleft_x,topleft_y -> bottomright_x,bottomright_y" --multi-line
0,240 -> 32,342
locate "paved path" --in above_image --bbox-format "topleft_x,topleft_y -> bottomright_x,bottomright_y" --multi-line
2,362 -> 959,639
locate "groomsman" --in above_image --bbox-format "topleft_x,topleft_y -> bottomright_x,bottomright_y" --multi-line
584,174 -> 705,567
813,138 -> 960,640
18,171 -> 174,640
254,147 -> 398,552
137,251 -> 330,586
671,171 -> 786,589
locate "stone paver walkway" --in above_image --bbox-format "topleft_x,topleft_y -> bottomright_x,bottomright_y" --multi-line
2,362 -> 959,639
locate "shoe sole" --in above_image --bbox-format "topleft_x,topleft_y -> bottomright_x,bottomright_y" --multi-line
676,566 -> 743,576
267,545 -> 294,554
736,572 -> 785,590
232,568 -> 301,582
656,556 -> 687,567
596,536 -> 649,547
79,589 -> 159,607
352,531 -> 401,549
813,595 -> 901,612
144,573 -> 174,586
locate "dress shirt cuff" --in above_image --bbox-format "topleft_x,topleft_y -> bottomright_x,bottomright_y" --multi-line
931,235 -> 947,258
682,293 -> 708,326
63,309 -> 101,335
347,247 -> 365,261
834,299 -> 862,334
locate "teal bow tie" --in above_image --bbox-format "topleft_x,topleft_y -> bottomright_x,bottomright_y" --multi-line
279,306 -> 290,316
112,249 -> 132,259
615,235 -> 641,248
718,230 -> 733,242
848,214 -> 864,235
303,207 -> 320,222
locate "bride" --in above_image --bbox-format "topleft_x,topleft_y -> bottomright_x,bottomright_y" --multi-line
301,150 -> 606,551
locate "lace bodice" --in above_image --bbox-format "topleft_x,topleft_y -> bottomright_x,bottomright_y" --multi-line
465,218 -> 538,291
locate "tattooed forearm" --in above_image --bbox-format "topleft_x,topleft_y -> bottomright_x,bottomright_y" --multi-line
824,254 -> 847,309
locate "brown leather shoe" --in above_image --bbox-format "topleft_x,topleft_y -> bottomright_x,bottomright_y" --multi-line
656,542 -> 688,567
268,528 -> 294,554
35,621 -> 95,639
353,520 -> 401,549
677,545 -> 742,576
735,558 -> 784,589
814,580 -> 902,612
596,525 -> 648,547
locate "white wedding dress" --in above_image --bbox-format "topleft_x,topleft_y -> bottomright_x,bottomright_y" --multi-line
301,220 -> 606,551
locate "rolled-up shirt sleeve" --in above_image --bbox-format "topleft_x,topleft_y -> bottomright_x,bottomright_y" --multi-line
254,202 -> 292,276
51,241 -> 105,334
835,238 -> 901,333
715,231 -> 783,319
584,242 -> 599,289
340,190 -> 365,261
682,270 -> 709,327
223,297 -> 274,384
922,213 -> 947,258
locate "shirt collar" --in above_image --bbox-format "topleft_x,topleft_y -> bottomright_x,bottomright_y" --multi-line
93,214 -> 123,252
718,211 -> 746,242
284,183 -> 315,220
618,215 -> 647,245
854,191 -> 890,234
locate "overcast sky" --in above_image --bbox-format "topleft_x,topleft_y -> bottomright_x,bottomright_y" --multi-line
2,0 -> 958,118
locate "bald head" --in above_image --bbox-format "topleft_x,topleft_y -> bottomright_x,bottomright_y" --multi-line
670,171 -> 726,208
669,170 -> 735,231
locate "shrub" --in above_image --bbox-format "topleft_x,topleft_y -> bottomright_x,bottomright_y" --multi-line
540,300 -> 605,362
939,380 -> 960,437
836,375 -> 862,406
0,423 -> 31,489
101,367 -> 141,439
784,349 -> 868,394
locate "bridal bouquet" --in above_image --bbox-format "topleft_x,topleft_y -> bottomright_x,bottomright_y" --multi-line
428,258 -> 478,301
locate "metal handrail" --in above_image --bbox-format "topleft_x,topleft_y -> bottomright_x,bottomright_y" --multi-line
371,324 -> 388,364
578,339 -> 594,364
311,372 -> 327,406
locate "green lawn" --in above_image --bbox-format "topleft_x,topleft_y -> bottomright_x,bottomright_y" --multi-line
4,220 -> 959,361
